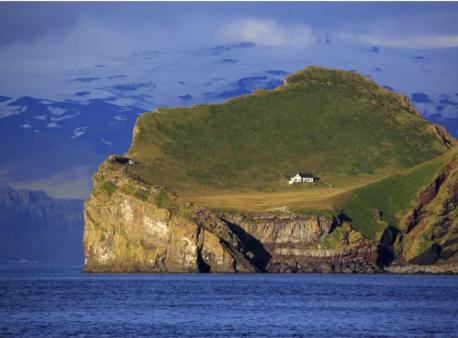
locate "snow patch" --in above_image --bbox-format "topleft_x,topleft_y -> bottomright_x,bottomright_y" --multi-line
47,122 -> 61,128
114,114 -> 128,121
47,107 -> 66,116
100,137 -> 114,146
71,126 -> 88,139
20,122 -> 32,129
0,104 -> 26,118
51,112 -> 79,122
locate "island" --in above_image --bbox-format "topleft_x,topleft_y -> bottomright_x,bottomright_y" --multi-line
83,66 -> 458,273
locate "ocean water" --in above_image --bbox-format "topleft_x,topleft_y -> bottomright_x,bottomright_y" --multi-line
1,262 -> 458,337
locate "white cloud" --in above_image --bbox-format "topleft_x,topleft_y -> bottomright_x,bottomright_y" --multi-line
220,19 -> 317,48
344,33 -> 458,49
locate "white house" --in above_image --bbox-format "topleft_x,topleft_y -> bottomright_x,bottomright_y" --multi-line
288,173 -> 314,184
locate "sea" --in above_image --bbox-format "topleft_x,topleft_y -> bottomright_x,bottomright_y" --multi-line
1,262 -> 457,337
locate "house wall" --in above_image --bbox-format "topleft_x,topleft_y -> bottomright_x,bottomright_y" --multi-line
289,176 -> 314,184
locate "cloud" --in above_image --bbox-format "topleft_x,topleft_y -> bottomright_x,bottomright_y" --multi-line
0,3 -> 79,47
344,32 -> 458,49
338,11 -> 458,49
220,19 -> 317,48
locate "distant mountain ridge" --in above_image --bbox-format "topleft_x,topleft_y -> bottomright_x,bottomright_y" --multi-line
0,185 -> 83,262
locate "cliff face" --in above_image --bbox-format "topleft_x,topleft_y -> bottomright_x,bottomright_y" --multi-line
84,158 -> 380,273
392,155 -> 458,270
84,152 -> 458,273
84,158 -> 258,272
220,214 -> 378,273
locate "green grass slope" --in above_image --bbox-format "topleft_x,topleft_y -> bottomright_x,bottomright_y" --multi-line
127,66 -> 453,202
339,150 -> 456,240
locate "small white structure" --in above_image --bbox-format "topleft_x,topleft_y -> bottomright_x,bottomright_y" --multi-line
289,173 -> 314,184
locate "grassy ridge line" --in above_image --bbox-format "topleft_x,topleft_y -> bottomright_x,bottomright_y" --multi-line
339,151 -> 455,239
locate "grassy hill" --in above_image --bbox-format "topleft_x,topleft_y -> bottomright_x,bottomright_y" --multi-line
126,66 -> 455,212
339,150 -> 456,239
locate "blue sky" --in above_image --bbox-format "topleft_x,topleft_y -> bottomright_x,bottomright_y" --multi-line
0,2 -> 458,198
1,2 -> 458,102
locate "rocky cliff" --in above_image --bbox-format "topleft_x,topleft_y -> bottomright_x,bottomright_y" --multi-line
84,158 -> 258,272
390,154 -> 458,272
84,152 -> 458,273
83,66 -> 458,273
219,213 -> 378,273
84,154 -> 457,273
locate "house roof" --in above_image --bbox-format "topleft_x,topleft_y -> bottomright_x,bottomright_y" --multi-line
298,172 -> 314,178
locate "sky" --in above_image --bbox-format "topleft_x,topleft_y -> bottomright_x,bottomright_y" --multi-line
0,2 -> 458,199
